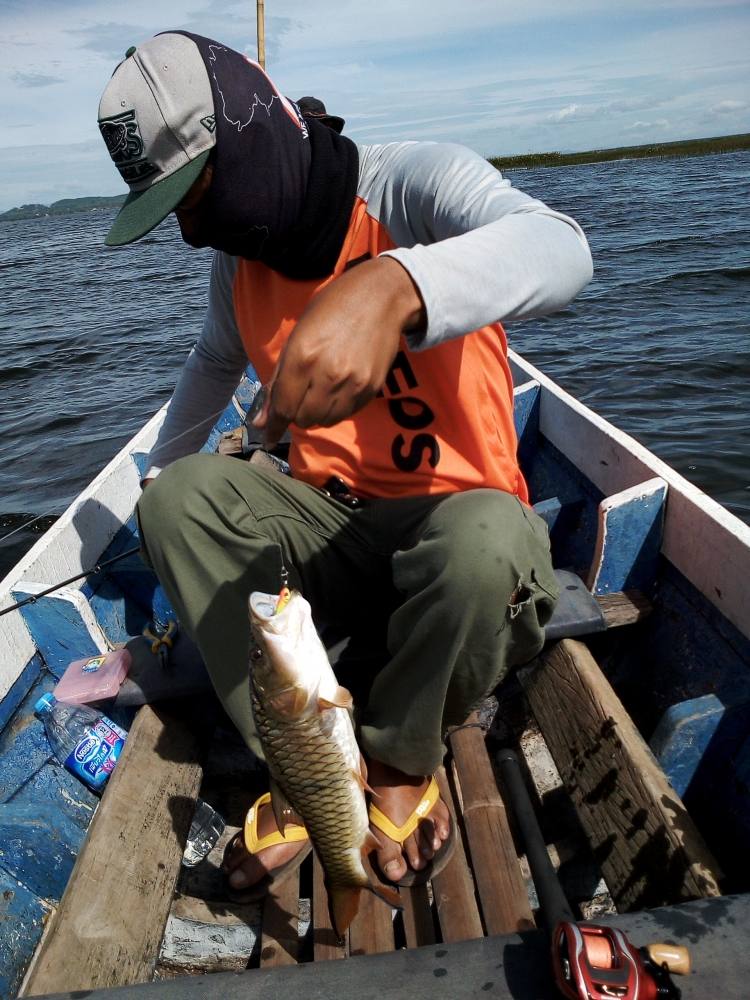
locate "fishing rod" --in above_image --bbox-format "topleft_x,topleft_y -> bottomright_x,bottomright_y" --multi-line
497,749 -> 690,1000
0,545 -> 141,618
0,511 -> 60,546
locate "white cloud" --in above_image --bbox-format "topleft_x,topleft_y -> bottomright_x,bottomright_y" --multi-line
547,104 -> 590,122
624,118 -> 670,131
711,99 -> 747,114
549,104 -> 578,122
546,98 -> 667,126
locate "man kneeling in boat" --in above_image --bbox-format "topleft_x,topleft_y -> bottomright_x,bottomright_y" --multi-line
97,32 -> 592,897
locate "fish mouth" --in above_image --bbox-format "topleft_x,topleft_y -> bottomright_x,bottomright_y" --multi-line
249,591 -> 290,625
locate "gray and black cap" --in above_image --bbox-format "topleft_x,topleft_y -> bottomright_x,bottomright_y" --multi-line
98,33 -> 216,247
98,31 -> 359,281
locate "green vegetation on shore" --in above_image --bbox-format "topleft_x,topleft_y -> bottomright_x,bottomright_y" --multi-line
0,194 -> 125,223
490,132 -> 750,170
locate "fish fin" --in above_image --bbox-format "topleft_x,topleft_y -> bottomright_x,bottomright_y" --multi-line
269,778 -> 302,836
363,829 -> 383,853
351,768 -> 376,795
365,879 -> 403,911
318,684 -> 354,710
359,755 -> 378,796
328,886 -> 362,938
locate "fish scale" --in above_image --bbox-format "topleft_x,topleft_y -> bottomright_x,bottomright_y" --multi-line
252,690 -> 369,886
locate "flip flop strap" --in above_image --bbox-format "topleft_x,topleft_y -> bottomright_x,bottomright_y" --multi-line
368,776 -> 440,846
244,791 -> 309,854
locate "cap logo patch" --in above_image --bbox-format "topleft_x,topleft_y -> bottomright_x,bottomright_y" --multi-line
200,114 -> 216,133
99,110 -> 158,184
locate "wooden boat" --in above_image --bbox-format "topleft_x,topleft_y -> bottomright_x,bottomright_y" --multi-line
1,352 -> 748,999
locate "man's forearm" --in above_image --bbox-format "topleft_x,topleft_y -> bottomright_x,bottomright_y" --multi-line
386,209 -> 593,349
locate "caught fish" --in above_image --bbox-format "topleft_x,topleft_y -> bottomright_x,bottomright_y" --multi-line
248,588 -> 401,937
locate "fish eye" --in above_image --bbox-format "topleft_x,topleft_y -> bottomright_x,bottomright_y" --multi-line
250,646 -> 263,661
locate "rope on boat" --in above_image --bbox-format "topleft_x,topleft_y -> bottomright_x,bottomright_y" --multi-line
0,545 -> 142,618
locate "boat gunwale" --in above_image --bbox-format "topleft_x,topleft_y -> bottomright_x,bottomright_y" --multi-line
0,404 -> 167,703
510,350 -> 750,641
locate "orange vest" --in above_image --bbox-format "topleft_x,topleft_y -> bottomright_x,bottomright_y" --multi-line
232,198 -> 528,502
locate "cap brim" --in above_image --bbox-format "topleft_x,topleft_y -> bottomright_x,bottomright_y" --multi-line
323,115 -> 345,134
104,149 -> 212,247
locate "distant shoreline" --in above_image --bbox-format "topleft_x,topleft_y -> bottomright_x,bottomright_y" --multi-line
0,194 -> 125,224
490,132 -> 750,171
1,132 -> 748,221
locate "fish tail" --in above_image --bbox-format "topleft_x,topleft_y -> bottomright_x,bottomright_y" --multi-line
328,885 -> 362,939
328,875 -> 401,937
365,879 -> 402,911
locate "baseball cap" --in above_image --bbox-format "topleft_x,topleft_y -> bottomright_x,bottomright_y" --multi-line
98,33 -> 217,246
296,96 -> 345,134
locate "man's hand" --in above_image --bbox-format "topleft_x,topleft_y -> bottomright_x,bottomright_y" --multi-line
254,256 -> 426,447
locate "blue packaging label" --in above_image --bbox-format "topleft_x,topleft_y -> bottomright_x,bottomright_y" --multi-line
64,718 -> 127,790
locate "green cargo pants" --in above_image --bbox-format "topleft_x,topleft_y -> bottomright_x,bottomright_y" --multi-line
137,454 -> 558,775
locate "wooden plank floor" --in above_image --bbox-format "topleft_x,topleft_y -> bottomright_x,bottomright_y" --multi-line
257,749 -> 532,967
160,637 -> 719,977
161,724 -> 536,976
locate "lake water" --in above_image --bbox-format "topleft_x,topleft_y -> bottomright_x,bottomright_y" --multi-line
1,151 -> 749,577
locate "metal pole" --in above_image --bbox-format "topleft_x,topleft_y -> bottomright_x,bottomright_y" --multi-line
257,0 -> 266,69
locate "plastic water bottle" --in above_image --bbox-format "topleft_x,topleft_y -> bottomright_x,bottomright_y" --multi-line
35,692 -> 128,792
182,799 -> 226,867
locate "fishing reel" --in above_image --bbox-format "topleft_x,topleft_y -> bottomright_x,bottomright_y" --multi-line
553,920 -> 689,1000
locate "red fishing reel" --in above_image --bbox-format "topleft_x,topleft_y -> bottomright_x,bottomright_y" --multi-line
552,921 -> 688,999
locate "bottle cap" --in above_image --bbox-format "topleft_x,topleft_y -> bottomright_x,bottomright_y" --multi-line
34,692 -> 56,714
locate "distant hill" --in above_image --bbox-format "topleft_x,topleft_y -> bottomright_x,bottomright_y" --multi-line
490,132 -> 750,170
0,195 -> 125,223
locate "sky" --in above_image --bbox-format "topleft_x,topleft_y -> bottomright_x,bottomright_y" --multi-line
1,0 -> 749,211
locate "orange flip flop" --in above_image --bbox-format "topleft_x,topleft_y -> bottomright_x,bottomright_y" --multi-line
224,791 -> 312,903
368,775 -> 456,887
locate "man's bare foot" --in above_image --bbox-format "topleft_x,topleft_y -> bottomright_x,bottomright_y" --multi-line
222,797 -> 308,892
367,759 -> 452,883
223,763 -> 451,892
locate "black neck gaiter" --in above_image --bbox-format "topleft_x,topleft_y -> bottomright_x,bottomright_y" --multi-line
176,32 -> 359,280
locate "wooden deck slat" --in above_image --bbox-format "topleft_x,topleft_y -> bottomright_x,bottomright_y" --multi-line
348,885 -> 395,956
259,870 -> 300,967
400,885 -> 436,948
519,639 -> 723,911
430,767 -> 484,943
596,589 -> 652,627
450,718 -> 535,935
312,854 -> 348,961
22,705 -> 202,996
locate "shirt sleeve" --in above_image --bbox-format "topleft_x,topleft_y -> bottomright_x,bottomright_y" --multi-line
144,252 -> 247,479
371,142 -> 593,349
